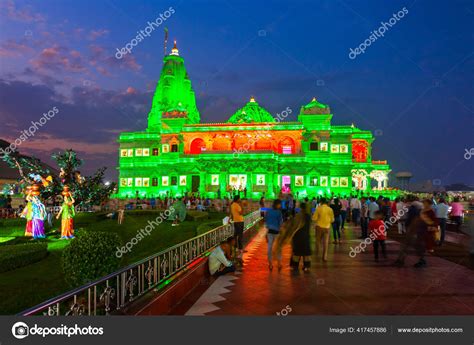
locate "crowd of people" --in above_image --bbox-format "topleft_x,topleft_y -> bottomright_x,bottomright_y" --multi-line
209,193 -> 468,276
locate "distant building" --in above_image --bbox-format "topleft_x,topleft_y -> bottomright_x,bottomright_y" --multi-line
117,42 -> 394,199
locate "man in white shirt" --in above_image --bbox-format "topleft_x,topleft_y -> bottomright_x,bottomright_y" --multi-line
350,196 -> 361,226
368,197 -> 379,220
434,198 -> 449,245
209,240 -> 235,276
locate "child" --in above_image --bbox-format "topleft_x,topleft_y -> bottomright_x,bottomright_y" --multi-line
369,210 -> 387,261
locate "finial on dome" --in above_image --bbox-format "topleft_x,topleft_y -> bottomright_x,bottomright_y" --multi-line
249,96 -> 256,103
312,97 -> 317,102
170,40 -> 179,56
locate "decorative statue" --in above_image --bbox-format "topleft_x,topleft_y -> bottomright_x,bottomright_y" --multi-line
20,186 -> 33,237
30,184 -> 46,239
56,186 -> 75,239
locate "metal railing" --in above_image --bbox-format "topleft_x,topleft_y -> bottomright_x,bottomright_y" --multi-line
21,210 -> 262,316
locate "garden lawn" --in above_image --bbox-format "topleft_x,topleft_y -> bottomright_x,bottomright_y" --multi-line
0,210 -> 225,314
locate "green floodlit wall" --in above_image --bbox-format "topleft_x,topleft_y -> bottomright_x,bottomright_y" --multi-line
117,50 -> 399,200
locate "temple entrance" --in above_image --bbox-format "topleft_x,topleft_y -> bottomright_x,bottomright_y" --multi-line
191,175 -> 200,192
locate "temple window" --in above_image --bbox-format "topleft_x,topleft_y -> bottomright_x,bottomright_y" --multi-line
211,174 -> 219,185
256,174 -> 265,185
127,149 -> 133,157
171,144 -> 178,152
171,176 -> 178,186
330,144 -> 340,153
310,176 -> 318,186
352,141 -> 369,162
143,178 -> 150,187
120,149 -> 128,157
320,176 -> 328,187
135,148 -> 143,156
152,148 -> 159,156
320,142 -> 328,151
179,175 -> 187,186
135,178 -> 143,187
162,176 -> 169,186
162,144 -> 170,153
309,142 -> 319,151
152,177 -> 158,186
279,137 -> 295,154
340,177 -> 349,187
340,144 -> 349,153
295,176 -> 304,186
143,148 -> 150,156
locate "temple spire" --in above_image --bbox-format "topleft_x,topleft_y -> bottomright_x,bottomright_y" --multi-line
171,40 -> 179,56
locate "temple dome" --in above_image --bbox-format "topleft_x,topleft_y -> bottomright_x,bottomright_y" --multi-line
227,97 -> 276,123
300,97 -> 330,115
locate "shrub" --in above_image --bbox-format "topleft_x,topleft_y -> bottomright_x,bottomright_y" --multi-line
0,243 -> 48,273
186,211 -> 208,221
61,231 -> 122,288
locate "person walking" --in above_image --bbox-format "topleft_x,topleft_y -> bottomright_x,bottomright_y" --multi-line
360,197 -> 369,239
289,203 -> 312,271
394,195 -> 423,267
434,198 -> 449,245
330,198 -> 343,244
396,198 -> 407,234
368,197 -> 379,220
350,195 -> 361,226
369,211 -> 387,262
450,197 -> 464,232
264,199 -> 283,271
413,199 -> 438,268
312,198 -> 335,262
230,195 -> 244,251
340,197 -> 349,230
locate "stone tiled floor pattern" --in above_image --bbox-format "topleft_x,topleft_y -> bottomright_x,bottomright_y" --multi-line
186,225 -> 474,315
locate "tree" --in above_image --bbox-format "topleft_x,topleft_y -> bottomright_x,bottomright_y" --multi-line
2,148 -> 115,206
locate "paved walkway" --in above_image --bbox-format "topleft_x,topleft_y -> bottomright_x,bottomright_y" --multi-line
185,224 -> 474,315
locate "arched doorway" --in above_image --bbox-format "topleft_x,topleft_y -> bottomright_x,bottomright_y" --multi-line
190,138 -> 206,154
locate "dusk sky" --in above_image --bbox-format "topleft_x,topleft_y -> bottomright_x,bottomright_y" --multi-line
0,0 -> 473,185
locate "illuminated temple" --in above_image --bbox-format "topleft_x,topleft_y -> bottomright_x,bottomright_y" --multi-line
117,42 -> 394,199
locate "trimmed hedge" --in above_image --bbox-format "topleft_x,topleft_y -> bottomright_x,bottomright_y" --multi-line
0,243 -> 48,273
186,211 -> 208,221
62,231 -> 122,288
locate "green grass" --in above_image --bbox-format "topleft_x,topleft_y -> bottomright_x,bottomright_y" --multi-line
0,210 -> 225,314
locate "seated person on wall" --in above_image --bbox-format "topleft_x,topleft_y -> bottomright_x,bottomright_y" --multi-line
209,239 -> 236,276
225,236 -> 243,269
